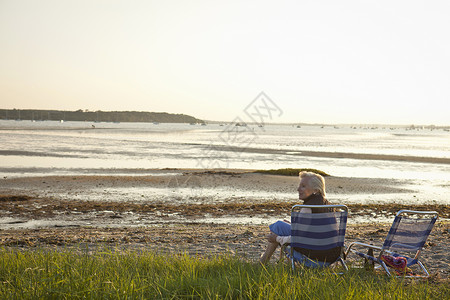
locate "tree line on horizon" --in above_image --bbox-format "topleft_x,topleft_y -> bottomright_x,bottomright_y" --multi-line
0,109 -> 204,124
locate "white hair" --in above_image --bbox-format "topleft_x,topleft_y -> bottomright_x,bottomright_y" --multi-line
299,171 -> 326,197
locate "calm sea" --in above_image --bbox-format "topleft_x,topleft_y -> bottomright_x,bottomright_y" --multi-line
1,120 -> 448,180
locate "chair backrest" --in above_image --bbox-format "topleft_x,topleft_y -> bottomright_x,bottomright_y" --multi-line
382,210 -> 438,256
290,204 -> 348,251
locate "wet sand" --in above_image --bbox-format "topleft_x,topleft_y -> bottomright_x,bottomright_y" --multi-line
0,169 -> 430,204
2,142 -> 450,164
0,169 -> 449,278
216,145 -> 450,165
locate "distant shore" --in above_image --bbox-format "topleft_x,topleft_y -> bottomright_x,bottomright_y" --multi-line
0,109 -> 203,123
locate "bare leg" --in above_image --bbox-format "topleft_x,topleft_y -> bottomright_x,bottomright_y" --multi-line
260,242 -> 279,264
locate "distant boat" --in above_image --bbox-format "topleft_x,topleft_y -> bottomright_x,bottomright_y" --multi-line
60,120 -> 64,123
153,122 -> 159,125
201,123 -> 207,126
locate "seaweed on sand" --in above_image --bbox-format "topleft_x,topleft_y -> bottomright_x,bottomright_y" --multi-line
254,168 -> 330,177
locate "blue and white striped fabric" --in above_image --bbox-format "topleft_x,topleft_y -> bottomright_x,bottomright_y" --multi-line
382,215 -> 437,252
291,210 -> 347,251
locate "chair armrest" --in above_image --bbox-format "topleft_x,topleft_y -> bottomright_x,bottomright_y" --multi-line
345,242 -> 383,257
345,242 -> 396,259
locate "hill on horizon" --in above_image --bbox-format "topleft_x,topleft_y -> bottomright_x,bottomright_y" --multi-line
0,109 -> 204,124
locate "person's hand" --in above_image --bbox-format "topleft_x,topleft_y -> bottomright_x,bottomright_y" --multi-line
267,232 -> 278,243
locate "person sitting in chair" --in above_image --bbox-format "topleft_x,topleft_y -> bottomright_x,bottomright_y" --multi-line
260,171 -> 341,266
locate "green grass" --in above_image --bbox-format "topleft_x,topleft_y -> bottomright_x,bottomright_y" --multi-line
254,168 -> 330,177
0,248 -> 448,299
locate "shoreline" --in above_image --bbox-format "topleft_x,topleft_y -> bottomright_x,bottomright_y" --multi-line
1,169 -> 448,227
0,169 -> 448,277
0,169 -> 447,206
1,194 -> 448,227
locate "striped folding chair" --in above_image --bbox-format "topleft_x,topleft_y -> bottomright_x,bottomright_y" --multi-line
286,204 -> 348,272
345,210 -> 438,277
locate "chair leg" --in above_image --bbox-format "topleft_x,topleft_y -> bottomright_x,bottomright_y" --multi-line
379,261 -> 392,276
339,257 -> 348,271
417,261 -> 430,277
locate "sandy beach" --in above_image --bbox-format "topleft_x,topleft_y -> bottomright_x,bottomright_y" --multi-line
0,169 -> 449,278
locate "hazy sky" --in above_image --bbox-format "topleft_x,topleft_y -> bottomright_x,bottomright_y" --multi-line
1,1 -> 449,125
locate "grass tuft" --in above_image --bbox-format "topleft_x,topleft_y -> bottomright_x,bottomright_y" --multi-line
0,248 -> 448,299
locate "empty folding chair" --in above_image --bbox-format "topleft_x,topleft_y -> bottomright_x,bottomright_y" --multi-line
345,210 -> 438,277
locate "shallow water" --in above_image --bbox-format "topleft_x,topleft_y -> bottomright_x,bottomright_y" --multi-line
1,121 -> 449,177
